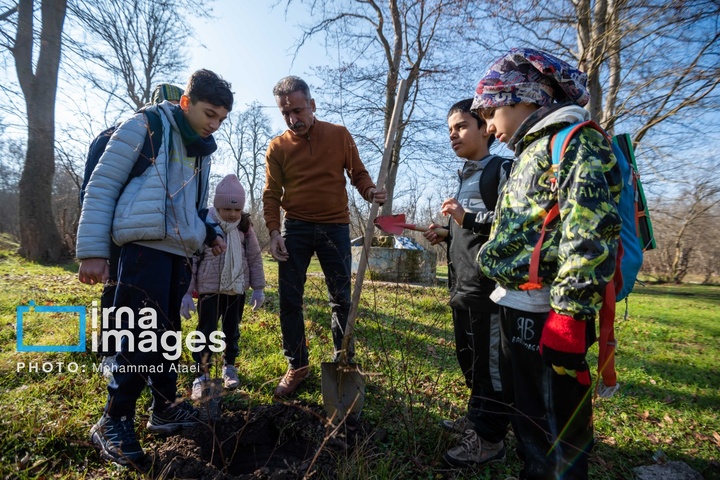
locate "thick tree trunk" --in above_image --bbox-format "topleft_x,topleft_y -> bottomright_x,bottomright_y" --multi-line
14,0 -> 68,262
18,103 -> 64,262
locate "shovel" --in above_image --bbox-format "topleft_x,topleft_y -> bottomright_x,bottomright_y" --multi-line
374,213 -> 448,237
321,79 -> 408,422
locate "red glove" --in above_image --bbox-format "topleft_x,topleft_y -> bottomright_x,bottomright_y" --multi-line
540,311 -> 591,386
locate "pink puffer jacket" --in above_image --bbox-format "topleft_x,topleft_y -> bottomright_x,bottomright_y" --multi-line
188,209 -> 266,295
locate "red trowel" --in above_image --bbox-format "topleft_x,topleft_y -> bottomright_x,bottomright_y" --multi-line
373,214 -> 448,237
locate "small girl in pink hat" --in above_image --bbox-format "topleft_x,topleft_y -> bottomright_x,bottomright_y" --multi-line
182,174 -> 266,398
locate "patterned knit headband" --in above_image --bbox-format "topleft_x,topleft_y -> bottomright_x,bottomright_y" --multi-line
471,48 -> 589,111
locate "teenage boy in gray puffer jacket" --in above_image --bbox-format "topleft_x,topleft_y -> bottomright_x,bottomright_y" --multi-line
77,69 -> 233,466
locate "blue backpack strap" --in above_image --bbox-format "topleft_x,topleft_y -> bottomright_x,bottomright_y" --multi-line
526,120 -> 598,288
550,120 -> 597,182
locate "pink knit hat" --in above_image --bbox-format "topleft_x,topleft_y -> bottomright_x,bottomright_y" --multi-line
214,174 -> 246,210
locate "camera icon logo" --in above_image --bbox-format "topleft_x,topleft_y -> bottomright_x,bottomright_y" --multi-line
16,301 -> 86,352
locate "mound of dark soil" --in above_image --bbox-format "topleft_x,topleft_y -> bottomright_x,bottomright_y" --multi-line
147,401 -> 371,480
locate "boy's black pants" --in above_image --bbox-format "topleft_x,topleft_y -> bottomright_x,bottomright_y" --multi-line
499,306 -> 594,480
105,243 -> 191,418
452,307 -> 509,443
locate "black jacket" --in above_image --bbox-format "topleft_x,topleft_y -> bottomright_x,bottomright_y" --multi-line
446,155 -> 511,310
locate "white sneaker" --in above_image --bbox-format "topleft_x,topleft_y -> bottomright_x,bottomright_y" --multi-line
100,355 -> 118,389
191,374 -> 210,401
440,415 -> 471,434
443,430 -> 506,467
222,365 -> 240,389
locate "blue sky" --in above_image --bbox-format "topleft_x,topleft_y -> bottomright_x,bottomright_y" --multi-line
185,1 -> 324,131
42,1 -> 322,138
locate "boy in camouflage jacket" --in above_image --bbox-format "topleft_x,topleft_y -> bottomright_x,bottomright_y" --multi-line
471,48 -> 622,480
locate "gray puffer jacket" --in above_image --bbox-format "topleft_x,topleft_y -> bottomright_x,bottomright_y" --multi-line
76,102 -> 214,259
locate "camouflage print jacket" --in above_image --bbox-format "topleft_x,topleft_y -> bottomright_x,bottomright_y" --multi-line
478,103 -> 622,322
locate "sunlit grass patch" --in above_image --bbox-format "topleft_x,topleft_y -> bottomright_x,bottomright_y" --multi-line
0,251 -> 718,479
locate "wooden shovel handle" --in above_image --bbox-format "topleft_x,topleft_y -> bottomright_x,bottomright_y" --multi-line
404,224 -> 448,237
341,80 -> 407,363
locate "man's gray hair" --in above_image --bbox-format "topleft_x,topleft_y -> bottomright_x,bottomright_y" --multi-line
273,76 -> 312,101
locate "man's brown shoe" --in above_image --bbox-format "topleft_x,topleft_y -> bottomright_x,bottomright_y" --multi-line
274,366 -> 310,397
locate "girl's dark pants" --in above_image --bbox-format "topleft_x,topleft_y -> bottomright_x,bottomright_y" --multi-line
192,292 -> 246,371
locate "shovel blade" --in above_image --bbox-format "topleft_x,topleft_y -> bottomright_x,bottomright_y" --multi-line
321,362 -> 365,421
373,214 -> 407,235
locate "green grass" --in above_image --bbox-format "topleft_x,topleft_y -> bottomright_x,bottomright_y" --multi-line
0,241 -> 719,479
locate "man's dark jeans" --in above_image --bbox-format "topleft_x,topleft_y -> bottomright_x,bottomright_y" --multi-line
278,219 -> 353,369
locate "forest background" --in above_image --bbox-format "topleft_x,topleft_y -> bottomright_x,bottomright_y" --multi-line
0,0 -> 718,282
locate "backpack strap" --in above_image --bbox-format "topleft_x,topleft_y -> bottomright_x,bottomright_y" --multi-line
129,109 -> 162,180
521,120 -> 603,291
478,155 -> 510,211
240,213 -> 251,250
519,203 -> 560,291
80,125 -> 117,206
596,241 -> 622,396
550,120 -> 600,180
526,119 -> 624,393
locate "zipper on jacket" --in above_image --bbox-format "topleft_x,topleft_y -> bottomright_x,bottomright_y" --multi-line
195,157 -> 202,209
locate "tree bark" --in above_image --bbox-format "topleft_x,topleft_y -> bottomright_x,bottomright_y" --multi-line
13,0 -> 67,262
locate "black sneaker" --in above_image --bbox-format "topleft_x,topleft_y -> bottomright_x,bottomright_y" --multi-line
90,414 -> 144,465
146,401 -> 199,434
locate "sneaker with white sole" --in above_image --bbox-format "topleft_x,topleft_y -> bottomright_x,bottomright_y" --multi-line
274,366 -> 310,397
90,414 -> 144,465
440,415 -> 471,434
443,429 -> 506,467
223,364 -> 240,389
191,374 -> 210,401
146,401 -> 199,434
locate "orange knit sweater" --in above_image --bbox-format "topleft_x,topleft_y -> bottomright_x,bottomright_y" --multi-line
263,120 -> 376,232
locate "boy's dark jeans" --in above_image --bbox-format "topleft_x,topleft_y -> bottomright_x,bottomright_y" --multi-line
192,292 -> 245,371
105,243 -> 191,418
97,242 -> 121,356
499,306 -> 593,480
452,307 -> 509,444
278,219 -> 353,369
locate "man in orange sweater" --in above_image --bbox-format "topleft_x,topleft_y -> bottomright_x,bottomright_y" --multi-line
264,75 -> 386,397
